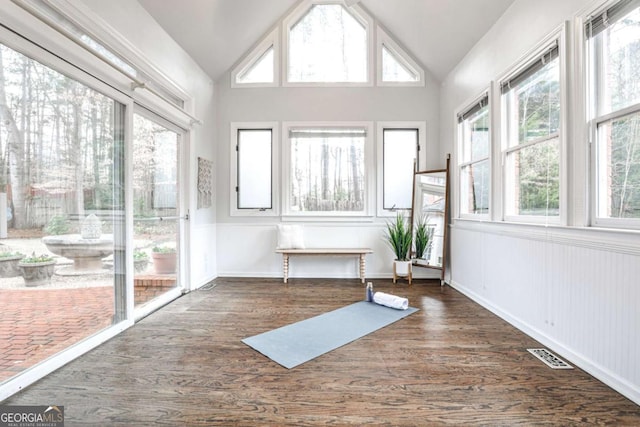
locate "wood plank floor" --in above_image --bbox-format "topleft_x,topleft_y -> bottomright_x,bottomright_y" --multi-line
4,278 -> 640,425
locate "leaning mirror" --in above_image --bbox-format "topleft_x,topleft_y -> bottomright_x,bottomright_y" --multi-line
410,158 -> 450,280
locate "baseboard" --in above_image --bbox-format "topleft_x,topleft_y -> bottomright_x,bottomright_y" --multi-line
215,271 -> 442,280
190,275 -> 219,290
448,279 -> 640,406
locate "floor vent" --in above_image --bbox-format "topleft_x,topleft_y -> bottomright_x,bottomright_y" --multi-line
527,348 -> 573,369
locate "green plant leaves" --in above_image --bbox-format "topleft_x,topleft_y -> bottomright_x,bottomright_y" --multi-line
384,213 -> 411,261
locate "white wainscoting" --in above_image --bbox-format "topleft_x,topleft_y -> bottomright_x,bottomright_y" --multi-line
216,222 -> 442,280
450,222 -> 640,405
189,223 -> 217,289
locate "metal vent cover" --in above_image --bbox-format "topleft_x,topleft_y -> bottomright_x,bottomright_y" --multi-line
527,348 -> 573,369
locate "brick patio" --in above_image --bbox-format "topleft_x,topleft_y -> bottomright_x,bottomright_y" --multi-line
0,280 -> 177,384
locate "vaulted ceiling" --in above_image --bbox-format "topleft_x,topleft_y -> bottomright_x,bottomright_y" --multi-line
137,0 -> 515,83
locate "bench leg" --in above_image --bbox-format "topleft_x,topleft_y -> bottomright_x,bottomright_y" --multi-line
282,254 -> 289,284
359,254 -> 366,283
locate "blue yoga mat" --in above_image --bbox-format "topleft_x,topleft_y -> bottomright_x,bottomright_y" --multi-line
242,301 -> 418,369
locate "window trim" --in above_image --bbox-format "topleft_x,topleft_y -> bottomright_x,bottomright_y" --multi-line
498,25 -> 568,225
230,122 -> 280,217
282,0 -> 374,88
376,26 -> 425,87
282,121 -> 375,219
456,90 -> 491,220
231,27 -> 279,88
376,122 -> 425,217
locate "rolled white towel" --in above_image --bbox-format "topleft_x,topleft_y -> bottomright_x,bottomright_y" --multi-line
372,291 -> 409,310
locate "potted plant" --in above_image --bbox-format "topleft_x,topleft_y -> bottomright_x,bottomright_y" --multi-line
134,249 -> 149,273
0,251 -> 25,278
384,213 -> 412,280
151,245 -> 177,274
413,215 -> 430,265
18,252 -> 56,287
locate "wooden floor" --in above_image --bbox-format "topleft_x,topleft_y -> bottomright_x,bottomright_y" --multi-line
4,278 -> 640,425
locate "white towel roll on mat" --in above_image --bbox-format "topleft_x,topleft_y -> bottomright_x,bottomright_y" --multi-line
372,291 -> 408,310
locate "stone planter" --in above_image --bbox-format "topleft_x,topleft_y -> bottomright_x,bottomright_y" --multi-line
134,259 -> 149,273
152,252 -> 176,274
0,254 -> 25,278
18,260 -> 56,287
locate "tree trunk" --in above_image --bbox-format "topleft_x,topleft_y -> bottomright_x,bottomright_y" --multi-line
91,105 -> 99,208
617,119 -> 639,217
72,83 -> 85,216
321,142 -> 329,200
349,142 -> 361,207
0,48 -> 28,229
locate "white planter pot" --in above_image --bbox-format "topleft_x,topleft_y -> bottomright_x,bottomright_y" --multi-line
394,260 -> 411,277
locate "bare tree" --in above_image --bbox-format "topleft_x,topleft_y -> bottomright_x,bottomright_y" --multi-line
0,48 -> 28,229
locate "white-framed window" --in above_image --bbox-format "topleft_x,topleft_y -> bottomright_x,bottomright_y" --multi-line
230,122 -> 279,216
500,32 -> 565,223
586,0 -> 640,228
282,122 -> 374,217
231,28 -> 279,88
376,27 -> 425,87
377,122 -> 425,216
283,0 -> 373,86
458,92 -> 490,218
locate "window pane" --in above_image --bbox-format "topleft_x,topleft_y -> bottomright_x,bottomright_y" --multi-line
462,106 -> 490,162
599,6 -> 640,114
597,111 -> 640,218
383,129 -> 417,209
289,4 -> 367,83
507,138 -> 560,216
460,160 -> 490,215
0,43 -> 123,382
238,130 -> 272,209
382,45 -> 418,82
132,114 -> 181,307
236,46 -> 274,84
290,129 -> 365,212
509,57 -> 560,145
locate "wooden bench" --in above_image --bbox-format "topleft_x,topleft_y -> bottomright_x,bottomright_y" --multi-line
275,248 -> 373,284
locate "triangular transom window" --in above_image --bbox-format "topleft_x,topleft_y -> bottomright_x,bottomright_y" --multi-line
236,45 -> 274,84
382,45 -> 419,82
377,27 -> 424,86
231,28 -> 278,88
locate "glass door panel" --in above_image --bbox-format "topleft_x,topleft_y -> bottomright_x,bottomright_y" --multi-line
0,43 -> 124,384
132,112 -> 182,308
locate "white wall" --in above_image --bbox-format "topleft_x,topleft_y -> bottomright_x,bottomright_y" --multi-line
440,0 -> 640,405
215,67 -> 442,278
